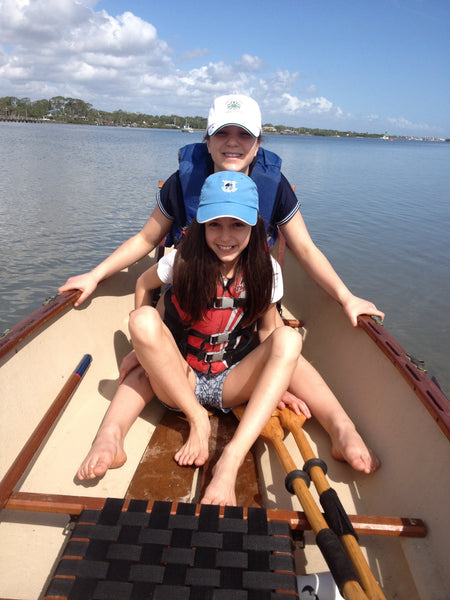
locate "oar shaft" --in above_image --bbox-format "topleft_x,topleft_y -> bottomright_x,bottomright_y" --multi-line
278,409 -> 386,600
258,419 -> 369,600
342,534 -> 384,600
0,354 -> 92,510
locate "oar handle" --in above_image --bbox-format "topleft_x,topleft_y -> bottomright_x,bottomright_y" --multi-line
0,355 -> 92,511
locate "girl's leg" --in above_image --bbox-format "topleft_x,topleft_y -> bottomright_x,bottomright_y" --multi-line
273,311 -> 379,472
129,306 -> 211,467
288,354 -> 380,473
201,326 -> 302,505
77,365 -> 153,480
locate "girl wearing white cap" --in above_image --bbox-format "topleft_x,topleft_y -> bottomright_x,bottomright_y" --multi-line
60,93 -> 383,330
74,95 -> 382,485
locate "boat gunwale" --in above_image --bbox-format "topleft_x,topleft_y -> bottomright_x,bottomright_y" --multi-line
357,314 -> 450,440
0,289 -> 80,360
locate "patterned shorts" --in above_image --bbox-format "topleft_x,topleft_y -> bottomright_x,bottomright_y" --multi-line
194,367 -> 236,414
159,364 -> 237,414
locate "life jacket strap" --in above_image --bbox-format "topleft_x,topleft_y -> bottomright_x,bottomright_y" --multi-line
188,325 -> 251,346
186,328 -> 257,367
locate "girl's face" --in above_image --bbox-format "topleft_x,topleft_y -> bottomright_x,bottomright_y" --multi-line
204,217 -> 252,277
206,126 -> 260,175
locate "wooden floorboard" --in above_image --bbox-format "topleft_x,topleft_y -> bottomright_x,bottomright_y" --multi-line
126,410 -> 196,502
199,411 -> 263,508
126,408 -> 263,507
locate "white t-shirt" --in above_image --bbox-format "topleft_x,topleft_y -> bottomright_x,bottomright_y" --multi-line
157,250 -> 283,304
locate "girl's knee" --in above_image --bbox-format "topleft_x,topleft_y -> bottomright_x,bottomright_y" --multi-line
129,306 -> 162,344
272,326 -> 302,359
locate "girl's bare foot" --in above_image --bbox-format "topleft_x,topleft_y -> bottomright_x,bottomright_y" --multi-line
76,428 -> 127,480
174,407 -> 211,467
330,422 -> 380,474
200,447 -> 240,506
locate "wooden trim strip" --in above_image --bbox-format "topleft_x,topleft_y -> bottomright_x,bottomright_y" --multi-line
0,356 -> 92,510
358,315 -> 450,441
4,491 -> 427,538
0,290 -> 80,360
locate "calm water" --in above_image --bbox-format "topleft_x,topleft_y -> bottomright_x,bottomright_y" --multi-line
1,123 -> 449,396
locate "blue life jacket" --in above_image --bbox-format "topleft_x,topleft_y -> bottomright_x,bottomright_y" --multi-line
166,143 -> 282,246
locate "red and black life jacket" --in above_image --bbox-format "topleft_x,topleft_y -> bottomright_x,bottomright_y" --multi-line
163,274 -> 257,374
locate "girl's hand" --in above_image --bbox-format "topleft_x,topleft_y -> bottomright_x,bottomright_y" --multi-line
277,390 -> 312,419
118,350 -> 141,384
342,294 -> 385,327
58,272 -> 98,306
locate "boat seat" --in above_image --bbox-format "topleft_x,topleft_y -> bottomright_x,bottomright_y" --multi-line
44,498 -> 299,600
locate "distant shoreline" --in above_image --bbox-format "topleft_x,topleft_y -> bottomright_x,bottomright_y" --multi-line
1,94 -> 448,141
1,116 -> 448,143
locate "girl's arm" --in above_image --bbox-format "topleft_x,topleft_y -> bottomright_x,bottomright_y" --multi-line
135,263 -> 165,309
257,303 -> 279,344
59,206 -> 172,306
280,212 -> 385,326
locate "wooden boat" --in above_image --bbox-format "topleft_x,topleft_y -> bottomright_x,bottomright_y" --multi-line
0,240 -> 449,600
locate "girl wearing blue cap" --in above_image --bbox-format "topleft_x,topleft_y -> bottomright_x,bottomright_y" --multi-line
129,171 -> 302,505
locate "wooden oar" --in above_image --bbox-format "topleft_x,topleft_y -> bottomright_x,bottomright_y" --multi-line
232,406 -> 369,600
0,354 -> 92,511
276,407 -> 386,600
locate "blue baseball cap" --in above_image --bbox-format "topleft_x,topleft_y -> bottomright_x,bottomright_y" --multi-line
197,172 -> 259,226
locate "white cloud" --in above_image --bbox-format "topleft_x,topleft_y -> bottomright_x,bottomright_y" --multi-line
180,48 -> 210,61
0,1 -> 440,135
387,116 -> 431,132
0,0 -> 308,114
280,93 -> 335,115
235,54 -> 265,72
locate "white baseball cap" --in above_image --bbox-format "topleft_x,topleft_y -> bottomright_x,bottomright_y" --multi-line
207,94 -> 262,138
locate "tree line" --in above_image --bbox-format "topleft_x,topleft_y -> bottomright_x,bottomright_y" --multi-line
0,95 -> 428,139
0,95 -> 208,129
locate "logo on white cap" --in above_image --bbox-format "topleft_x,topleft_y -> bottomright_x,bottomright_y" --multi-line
226,99 -> 242,112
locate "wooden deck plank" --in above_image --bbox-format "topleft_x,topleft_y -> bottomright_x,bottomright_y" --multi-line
199,411 -> 263,508
125,408 -> 263,507
125,410 -> 196,502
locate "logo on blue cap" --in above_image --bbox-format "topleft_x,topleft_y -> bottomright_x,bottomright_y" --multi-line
197,172 -> 259,226
222,180 -> 238,193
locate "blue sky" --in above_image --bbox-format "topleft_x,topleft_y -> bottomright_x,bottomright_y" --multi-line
1,0 -> 448,136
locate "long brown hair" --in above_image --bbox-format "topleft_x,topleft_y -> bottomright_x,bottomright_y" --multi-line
173,217 -> 273,326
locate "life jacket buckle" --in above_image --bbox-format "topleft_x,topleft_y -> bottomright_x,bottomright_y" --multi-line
204,350 -> 226,363
209,331 -> 230,345
212,297 -> 235,309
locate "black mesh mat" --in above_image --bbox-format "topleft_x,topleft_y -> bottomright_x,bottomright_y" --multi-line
44,498 -> 299,600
